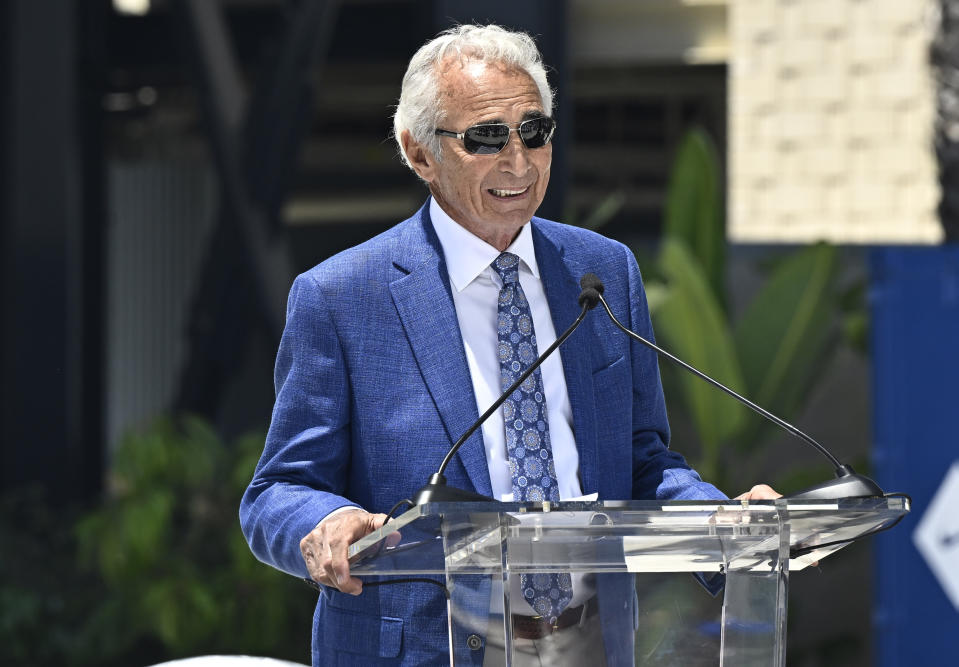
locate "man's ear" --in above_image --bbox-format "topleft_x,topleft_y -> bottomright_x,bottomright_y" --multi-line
400,130 -> 437,183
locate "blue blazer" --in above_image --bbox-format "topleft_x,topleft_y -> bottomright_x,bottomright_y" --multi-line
240,201 -> 723,666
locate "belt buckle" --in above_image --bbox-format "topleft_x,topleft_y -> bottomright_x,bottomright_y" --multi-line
530,614 -> 555,636
527,614 -> 554,637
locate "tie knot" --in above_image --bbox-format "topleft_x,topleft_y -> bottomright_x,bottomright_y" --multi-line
492,252 -> 520,285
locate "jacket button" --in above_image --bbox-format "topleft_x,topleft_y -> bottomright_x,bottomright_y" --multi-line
466,634 -> 482,650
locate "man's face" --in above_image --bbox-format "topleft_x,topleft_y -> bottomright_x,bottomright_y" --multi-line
406,59 -> 552,250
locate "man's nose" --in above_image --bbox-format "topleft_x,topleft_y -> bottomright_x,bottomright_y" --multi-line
498,131 -> 531,175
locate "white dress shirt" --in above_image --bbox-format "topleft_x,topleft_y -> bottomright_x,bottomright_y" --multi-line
430,198 -> 595,614
429,198 -> 583,502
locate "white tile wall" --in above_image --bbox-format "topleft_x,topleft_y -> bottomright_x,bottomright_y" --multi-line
728,0 -> 943,243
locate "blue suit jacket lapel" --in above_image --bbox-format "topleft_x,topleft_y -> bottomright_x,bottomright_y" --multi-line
388,204 -> 494,498
532,221 -> 600,496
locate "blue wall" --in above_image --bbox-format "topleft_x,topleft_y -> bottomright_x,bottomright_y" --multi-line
871,246 -> 959,666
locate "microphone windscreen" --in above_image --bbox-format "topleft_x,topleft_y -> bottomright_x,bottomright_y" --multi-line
580,273 -> 605,295
578,287 -> 601,310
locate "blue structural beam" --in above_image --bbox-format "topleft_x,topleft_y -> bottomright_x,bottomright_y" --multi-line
871,246 -> 959,666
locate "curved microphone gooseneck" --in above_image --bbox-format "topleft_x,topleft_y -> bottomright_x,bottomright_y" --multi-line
581,272 -> 883,500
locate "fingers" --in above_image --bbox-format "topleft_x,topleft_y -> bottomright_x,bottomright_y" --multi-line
368,512 -> 388,532
385,529 -> 403,549
734,484 -> 783,500
301,511 -> 362,594
327,535 -> 360,594
300,509 -> 389,595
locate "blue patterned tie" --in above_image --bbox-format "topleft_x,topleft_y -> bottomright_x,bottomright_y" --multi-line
492,251 -> 572,625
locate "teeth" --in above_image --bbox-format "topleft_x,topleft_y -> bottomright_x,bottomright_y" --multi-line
490,187 -> 528,197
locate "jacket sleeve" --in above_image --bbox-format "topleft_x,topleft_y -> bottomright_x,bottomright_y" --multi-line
622,245 -> 727,502
621,247 -> 727,595
239,272 -> 361,578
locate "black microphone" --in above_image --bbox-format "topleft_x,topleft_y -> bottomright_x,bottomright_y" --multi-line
580,273 -> 884,500
578,273 -> 603,309
410,281 -> 602,505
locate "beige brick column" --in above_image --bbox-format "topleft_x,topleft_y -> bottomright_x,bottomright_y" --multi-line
728,0 -> 943,243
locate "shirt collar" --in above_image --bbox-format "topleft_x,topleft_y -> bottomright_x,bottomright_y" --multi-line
429,197 -> 540,293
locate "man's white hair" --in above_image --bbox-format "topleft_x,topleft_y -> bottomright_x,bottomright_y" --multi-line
393,24 -> 554,171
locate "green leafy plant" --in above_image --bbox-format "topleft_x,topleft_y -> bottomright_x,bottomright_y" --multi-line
71,416 -> 315,665
648,127 -> 860,491
592,127 -> 870,663
653,237 -> 749,480
0,488 -> 109,667
662,128 -> 726,310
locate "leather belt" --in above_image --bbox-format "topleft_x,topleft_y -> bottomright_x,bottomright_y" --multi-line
510,598 -> 598,640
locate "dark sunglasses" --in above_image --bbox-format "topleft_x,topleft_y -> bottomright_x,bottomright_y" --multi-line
434,116 -> 556,155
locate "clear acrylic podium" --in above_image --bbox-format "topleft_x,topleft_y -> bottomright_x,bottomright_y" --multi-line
348,497 -> 909,666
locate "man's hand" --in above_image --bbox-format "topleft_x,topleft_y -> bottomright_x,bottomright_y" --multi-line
734,484 -> 782,500
300,508 -> 388,595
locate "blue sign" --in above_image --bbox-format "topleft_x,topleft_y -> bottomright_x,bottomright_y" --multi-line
871,246 -> 959,666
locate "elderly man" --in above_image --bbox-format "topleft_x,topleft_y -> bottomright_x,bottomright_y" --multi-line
241,23 -> 776,666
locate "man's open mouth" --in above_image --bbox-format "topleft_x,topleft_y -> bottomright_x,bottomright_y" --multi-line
488,186 -> 530,198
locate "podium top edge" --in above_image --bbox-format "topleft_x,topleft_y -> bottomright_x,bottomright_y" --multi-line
401,496 -> 908,515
